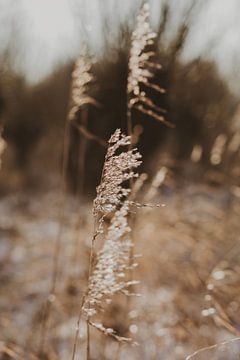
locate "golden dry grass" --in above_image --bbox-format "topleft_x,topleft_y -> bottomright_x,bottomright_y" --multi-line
0,174 -> 239,359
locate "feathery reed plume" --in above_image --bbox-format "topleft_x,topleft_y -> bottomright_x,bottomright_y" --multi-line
228,104 -> 240,154
127,3 -> 171,135
64,49 -> 97,186
85,129 -> 141,340
0,128 -> 6,170
87,129 -> 141,319
93,129 -> 142,217
83,201 -> 139,332
67,49 -> 105,147
67,51 -> 96,122
228,132 -> 240,154
38,51 -> 101,355
72,130 -> 141,359
144,166 -> 168,202
191,144 -> 203,163
210,134 -> 227,166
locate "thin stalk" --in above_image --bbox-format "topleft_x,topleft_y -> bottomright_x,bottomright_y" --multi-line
127,95 -> 134,188
86,321 -> 90,360
71,293 -> 86,360
38,117 -> 70,355
68,106 -> 89,294
71,219 -> 99,360
127,100 -> 133,150
126,96 -> 136,329
78,107 -> 89,195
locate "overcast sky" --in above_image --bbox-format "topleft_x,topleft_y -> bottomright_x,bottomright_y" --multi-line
0,0 -> 240,92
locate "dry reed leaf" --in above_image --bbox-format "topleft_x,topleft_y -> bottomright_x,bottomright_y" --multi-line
203,257 -> 240,336
186,337 -> 240,360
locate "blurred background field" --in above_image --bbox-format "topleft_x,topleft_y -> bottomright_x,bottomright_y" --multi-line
0,1 -> 240,359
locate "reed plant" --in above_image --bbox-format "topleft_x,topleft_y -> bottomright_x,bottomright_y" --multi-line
127,2 -> 171,141
72,129 -> 142,359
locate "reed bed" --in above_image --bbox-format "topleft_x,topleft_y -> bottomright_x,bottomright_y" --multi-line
1,178 -> 240,359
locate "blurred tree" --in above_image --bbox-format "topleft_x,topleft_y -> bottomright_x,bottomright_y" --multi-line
0,16 -> 237,191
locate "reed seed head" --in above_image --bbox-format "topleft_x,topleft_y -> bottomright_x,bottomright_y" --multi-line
127,3 -> 172,127
93,129 -> 142,217
67,51 -> 95,122
127,3 -> 157,97
83,201 -> 134,318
